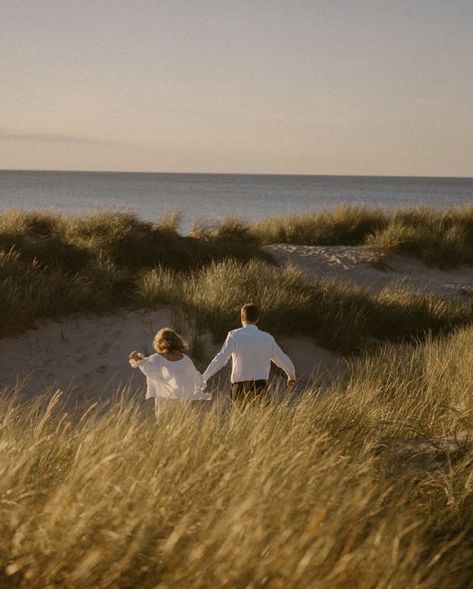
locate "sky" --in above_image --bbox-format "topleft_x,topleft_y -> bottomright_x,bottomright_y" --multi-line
1,1 -> 472,176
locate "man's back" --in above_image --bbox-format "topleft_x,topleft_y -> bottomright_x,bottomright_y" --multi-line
203,324 -> 295,384
229,325 -> 275,381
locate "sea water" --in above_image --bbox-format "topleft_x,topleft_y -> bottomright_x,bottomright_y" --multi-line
1,170 -> 472,232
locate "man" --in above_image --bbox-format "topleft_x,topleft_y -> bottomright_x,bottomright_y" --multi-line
202,303 -> 297,401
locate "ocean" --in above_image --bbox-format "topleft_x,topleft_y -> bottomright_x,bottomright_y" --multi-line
0,170 -> 472,232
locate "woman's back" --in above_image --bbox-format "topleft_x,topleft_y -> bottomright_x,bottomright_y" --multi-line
129,327 -> 210,403
132,352 -> 206,400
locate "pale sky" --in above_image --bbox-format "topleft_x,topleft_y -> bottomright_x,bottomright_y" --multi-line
1,1 -> 472,176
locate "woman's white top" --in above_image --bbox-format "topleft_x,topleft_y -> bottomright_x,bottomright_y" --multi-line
130,353 -> 210,400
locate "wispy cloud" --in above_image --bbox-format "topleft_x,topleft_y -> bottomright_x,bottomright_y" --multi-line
0,129 -> 114,146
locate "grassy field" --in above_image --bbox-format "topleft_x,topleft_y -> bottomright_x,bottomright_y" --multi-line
2,210 -> 473,349
2,325 -> 473,588
2,208 -> 473,587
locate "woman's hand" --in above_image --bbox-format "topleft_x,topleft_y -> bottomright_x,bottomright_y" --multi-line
129,351 -> 143,362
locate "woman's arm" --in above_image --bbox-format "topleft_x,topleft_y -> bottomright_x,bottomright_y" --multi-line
129,352 -> 163,380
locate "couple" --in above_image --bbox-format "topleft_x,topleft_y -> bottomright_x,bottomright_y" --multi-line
129,303 -> 297,413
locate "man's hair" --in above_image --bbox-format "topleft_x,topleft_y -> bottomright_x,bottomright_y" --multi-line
241,303 -> 259,323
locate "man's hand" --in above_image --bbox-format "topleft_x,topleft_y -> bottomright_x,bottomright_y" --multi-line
288,379 -> 297,387
129,351 -> 143,362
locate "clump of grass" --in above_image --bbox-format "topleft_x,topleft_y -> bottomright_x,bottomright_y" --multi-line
0,210 -> 91,274
135,266 -> 180,306
254,204 -> 473,268
323,325 -> 473,450
189,216 -> 271,267
181,260 -> 315,339
155,211 -> 183,233
64,211 -> 195,271
254,205 -> 389,245
367,207 -> 473,268
0,209 -> 266,276
191,216 -> 258,244
2,326 -> 473,587
369,285 -> 472,342
180,258 -> 473,352
0,210 -> 267,337
0,209 -> 67,237
0,248 -> 108,336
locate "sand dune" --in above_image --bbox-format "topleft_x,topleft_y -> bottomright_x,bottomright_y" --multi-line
266,244 -> 473,298
0,307 -> 343,401
0,309 -> 171,401
3,245 -> 473,402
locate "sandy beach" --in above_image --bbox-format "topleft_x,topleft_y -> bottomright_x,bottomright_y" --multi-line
267,244 -> 473,298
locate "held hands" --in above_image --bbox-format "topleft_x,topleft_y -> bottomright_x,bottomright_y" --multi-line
288,379 -> 297,387
129,351 -> 143,362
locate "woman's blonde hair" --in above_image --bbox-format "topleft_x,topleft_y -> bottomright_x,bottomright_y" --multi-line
153,328 -> 188,354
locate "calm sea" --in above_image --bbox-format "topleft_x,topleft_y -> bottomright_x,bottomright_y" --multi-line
0,171 -> 472,232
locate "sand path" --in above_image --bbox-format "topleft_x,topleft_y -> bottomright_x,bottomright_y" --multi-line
266,244 -> 473,298
0,308 -> 343,400
0,309 -> 172,401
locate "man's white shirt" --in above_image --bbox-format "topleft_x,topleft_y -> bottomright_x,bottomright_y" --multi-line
202,324 -> 296,384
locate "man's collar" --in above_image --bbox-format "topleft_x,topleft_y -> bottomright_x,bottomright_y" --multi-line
242,323 -> 258,330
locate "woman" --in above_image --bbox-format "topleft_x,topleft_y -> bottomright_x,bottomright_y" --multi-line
129,328 -> 211,416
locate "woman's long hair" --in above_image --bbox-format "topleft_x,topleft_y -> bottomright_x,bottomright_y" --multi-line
153,328 -> 188,354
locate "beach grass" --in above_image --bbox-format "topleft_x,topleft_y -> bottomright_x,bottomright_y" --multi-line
366,207 -> 473,267
253,205 -> 389,246
0,209 -> 268,274
2,326 -> 473,588
0,210 -> 268,337
253,205 -> 473,267
2,208 -> 473,346
3,208 -> 473,587
0,214 -> 473,353
144,258 -> 473,353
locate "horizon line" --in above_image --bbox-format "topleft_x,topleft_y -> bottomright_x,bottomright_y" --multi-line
1,168 -> 472,180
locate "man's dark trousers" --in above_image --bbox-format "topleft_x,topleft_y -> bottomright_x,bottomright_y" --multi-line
231,380 -> 267,402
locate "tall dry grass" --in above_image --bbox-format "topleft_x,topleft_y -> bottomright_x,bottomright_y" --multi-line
253,205 -> 473,268
367,207 -> 473,268
0,210 -> 267,337
2,326 -> 473,588
2,208 -> 473,342
254,205 -> 389,246
141,258 -> 473,352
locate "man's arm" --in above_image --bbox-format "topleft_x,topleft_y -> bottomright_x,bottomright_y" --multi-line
202,333 -> 235,382
271,340 -> 296,383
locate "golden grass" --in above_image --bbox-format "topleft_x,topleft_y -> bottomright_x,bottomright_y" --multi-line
2,208 -> 473,349
0,210 -> 268,337
2,207 -> 473,586
254,205 -> 473,268
172,259 -> 473,351
2,326 -> 473,588
254,205 -> 388,246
